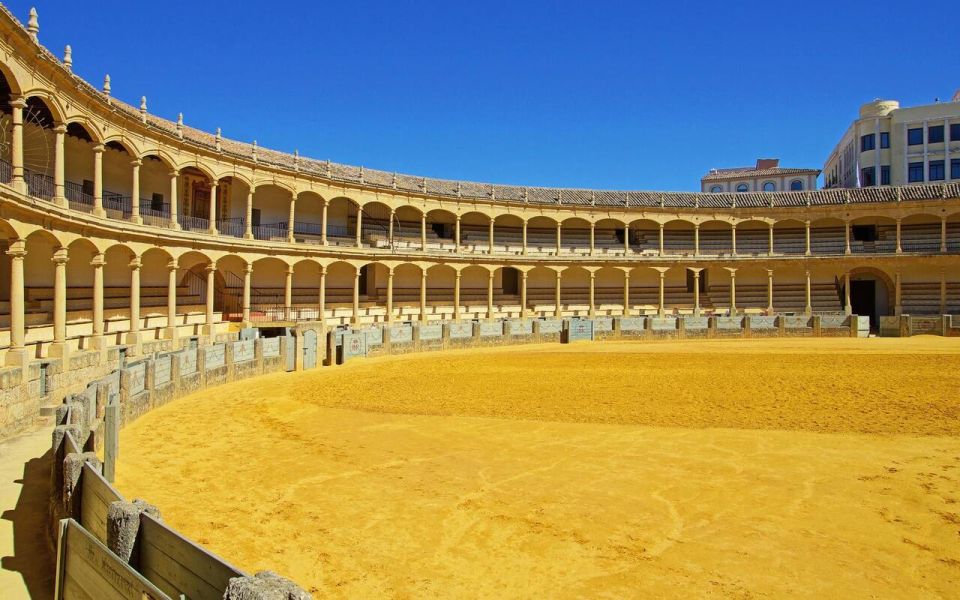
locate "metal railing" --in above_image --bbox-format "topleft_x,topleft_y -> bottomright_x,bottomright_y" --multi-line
217,218 -> 246,238
180,215 -> 210,233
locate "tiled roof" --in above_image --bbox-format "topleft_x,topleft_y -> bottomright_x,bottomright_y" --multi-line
702,167 -> 821,181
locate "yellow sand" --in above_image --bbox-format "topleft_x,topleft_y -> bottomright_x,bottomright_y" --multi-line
115,337 -> 960,598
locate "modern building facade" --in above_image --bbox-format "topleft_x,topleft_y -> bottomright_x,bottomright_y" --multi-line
701,159 -> 820,193
823,96 -> 960,189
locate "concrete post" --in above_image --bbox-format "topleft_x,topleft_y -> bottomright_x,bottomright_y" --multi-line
388,209 -> 395,247
455,216 -> 461,253
729,269 -> 737,315
804,220 -> 811,256
49,247 -> 70,358
768,224 -> 774,256
522,221 -> 528,255
554,270 -> 561,318
658,271 -> 665,317
420,214 -> 427,251
286,193 -> 295,242
658,223 -> 665,256
355,207 -> 363,247
694,224 -> 700,257
731,224 -> 737,256
488,218 -> 495,254
53,124 -> 66,206
692,269 -> 701,317
589,222 -> 595,256
204,263 -> 215,333
555,222 -> 561,255
844,271 -> 852,315
767,269 -> 774,313
107,499 -> 160,566
624,224 -> 630,254
223,571 -> 312,600
588,271 -> 596,317
895,217 -> 902,254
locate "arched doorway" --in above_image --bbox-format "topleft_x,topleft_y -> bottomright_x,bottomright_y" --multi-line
848,267 -> 892,330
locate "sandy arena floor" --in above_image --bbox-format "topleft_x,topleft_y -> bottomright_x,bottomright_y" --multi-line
115,337 -> 960,598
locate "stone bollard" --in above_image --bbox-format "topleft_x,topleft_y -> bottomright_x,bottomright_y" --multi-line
64,452 -> 100,520
811,315 -> 822,337
224,570 -> 312,600
107,499 -> 160,566
743,316 -> 751,338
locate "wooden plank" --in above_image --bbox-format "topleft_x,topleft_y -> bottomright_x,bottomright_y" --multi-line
138,514 -> 245,600
58,519 -> 171,600
80,463 -> 123,545
103,400 -> 119,482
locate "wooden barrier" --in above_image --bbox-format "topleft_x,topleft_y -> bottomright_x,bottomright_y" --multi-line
79,463 -> 121,545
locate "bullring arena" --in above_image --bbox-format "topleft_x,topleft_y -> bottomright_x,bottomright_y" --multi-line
0,5 -> 956,599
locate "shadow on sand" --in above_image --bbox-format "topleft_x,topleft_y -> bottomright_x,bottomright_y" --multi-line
1,447 -> 55,598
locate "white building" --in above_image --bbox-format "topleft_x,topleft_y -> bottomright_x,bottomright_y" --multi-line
701,158 -> 819,193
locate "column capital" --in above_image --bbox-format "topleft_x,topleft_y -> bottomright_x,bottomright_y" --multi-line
5,240 -> 26,258
286,265 -> 294,275
8,97 -> 26,109
168,258 -> 179,271
130,158 -> 142,168
169,169 -> 180,178
210,179 -> 219,188
244,263 -> 254,274
51,248 -> 69,264
53,123 -> 67,134
205,263 -> 216,274
129,257 -> 142,270
93,144 -> 105,154
90,253 -> 106,268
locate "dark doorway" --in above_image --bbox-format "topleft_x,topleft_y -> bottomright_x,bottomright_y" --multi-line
850,280 -> 877,329
502,267 -> 519,295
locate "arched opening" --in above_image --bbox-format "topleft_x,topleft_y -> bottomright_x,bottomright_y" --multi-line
424,209 -> 457,252
426,264 -> 456,320
391,263 -> 423,320
561,266 -> 590,316
736,220 -> 770,256
63,122 -> 99,210
250,257 -> 291,321
359,201 -> 394,248
250,184 -> 292,240
626,267 -> 661,314
849,215 -> 897,254
772,219 -> 806,255
560,217 -> 591,255
595,218 -> 626,255
177,251 -> 218,333
848,267 -> 892,329
216,255 -> 249,322
23,230 -> 59,356
809,217 -> 846,255
947,212 -> 960,252
900,213 -> 942,253
699,220 -> 733,256
138,154 -> 175,226
101,141 -> 135,218
139,248 -> 174,335
459,211 -> 492,253
627,219 -> 659,255
292,192 -> 325,243
177,166 -> 217,231
19,97 -> 56,198
219,176 -> 251,237
526,266 -> 559,317
102,244 -> 138,346
526,216 -> 558,255
460,265 -> 490,317
390,206 -> 423,250
662,219 -> 695,256
325,198 -> 357,246
595,267 -> 626,314
291,260 -> 322,321
325,262 -> 357,322
492,214 -> 524,255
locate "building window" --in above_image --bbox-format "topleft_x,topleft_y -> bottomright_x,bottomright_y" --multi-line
762,181 -> 776,192
908,128 -> 924,145
709,185 -> 722,193
952,159 -> 960,180
860,134 -> 875,151
908,162 -> 924,182
929,160 -> 945,181
928,125 -> 945,144
881,166 -> 890,185
880,132 -> 890,148
861,167 -> 876,187
790,179 -> 803,191
951,123 -> 960,142
735,183 -> 749,193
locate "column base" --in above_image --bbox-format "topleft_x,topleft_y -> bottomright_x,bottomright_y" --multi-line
130,216 -> 143,225
48,342 -> 71,360
244,233 -> 254,240
125,332 -> 142,355
201,324 -> 216,336
4,347 -> 32,367
164,326 -> 179,340
53,195 -> 67,208
209,229 -> 219,236
170,222 -> 182,231
92,208 -> 107,218
11,178 -> 27,194
89,334 -> 107,351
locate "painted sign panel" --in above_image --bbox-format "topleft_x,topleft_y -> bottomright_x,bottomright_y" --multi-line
153,355 -> 171,386
684,317 -> 709,330
783,315 -> 811,329
342,332 -> 367,359
390,325 -> 413,343
233,339 -> 255,363
448,322 -> 473,339
364,327 -> 383,346
912,317 -> 940,334
567,318 -> 594,341
820,314 -> 847,329
261,337 -> 281,358
619,317 -> 645,331
419,323 -> 443,340
124,362 -> 146,395
479,321 -> 503,337
593,317 -> 613,332
715,316 -> 742,330
178,349 -> 198,375
751,316 -> 777,329
538,319 -> 563,334
509,319 -> 533,335
650,317 -> 677,331
205,344 -> 225,369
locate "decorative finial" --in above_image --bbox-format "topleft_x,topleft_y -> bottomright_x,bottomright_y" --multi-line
392,172 -> 397,189
252,140 -> 258,163
139,96 -> 147,122
326,159 -> 331,177
63,45 -> 72,70
102,74 -> 111,96
359,166 -> 364,184
293,149 -> 299,171
26,8 -> 38,42
215,127 -> 222,151
457,181 -> 462,198
176,113 -> 183,138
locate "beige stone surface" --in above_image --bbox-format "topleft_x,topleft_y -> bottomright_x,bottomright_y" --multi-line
116,338 -> 960,598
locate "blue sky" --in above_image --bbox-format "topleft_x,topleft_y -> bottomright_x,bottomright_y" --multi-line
11,1 -> 960,191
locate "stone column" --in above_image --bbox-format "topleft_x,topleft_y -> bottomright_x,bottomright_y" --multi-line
623,272 -> 631,316
768,224 -> 775,256
455,216 -> 461,253
419,268 -> 428,321
204,263 -> 215,333
844,271 -> 852,315
658,223 -> 665,256
388,209 -> 395,247
556,271 -> 563,319
208,181 -> 219,234
286,193 -> 295,242
352,267 -> 361,323
555,222 -> 562,255
320,200 -> 329,245
940,268 -> 947,314
284,265 -> 293,321
522,221 -> 528,256
420,214 -> 427,251
894,269 -> 902,316
804,220 -> 811,256
589,222 -> 595,256
588,271 -> 596,317
844,221 -> 851,254
129,159 -> 141,223
658,270 -> 666,317
623,224 -> 630,254
53,124 -> 66,206
731,224 -> 737,256
243,189 -> 254,239
453,271 -> 461,321
487,270 -> 495,319
941,217 -> 947,253
521,270 -> 529,319
127,257 -> 142,347
767,269 -> 774,313
386,267 -> 394,323
92,144 -> 105,217
693,224 -> 700,257
691,269 -> 701,317
804,270 -> 812,316
169,170 -> 180,230
166,259 -> 178,340
318,265 -> 326,322
9,97 -> 25,193
49,247 -> 70,358
355,207 -> 363,248
5,241 -> 28,365
729,269 -> 737,315
895,217 -> 902,254
90,254 -> 105,349
488,219 -> 495,254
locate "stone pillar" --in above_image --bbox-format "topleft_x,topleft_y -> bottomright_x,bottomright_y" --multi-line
941,217 -> 948,253
694,224 -> 700,257
767,269 -> 774,313
53,124 -> 66,206
768,224 -> 775,256
355,207 -> 363,248
521,271 -> 529,319
223,571 -> 310,600
91,254 -> 105,349
488,218 -> 495,254
554,270 -> 562,318
895,217 -> 902,254
286,193 -> 295,242
588,271 -> 596,317
894,269 -> 902,316
623,272 -> 631,316
388,209 -> 395,247
658,223 -> 665,256
522,221 -> 528,256
455,216 -> 461,253
844,271 -> 852,315
317,265 -> 326,322
204,263 -> 216,333
692,269 -> 701,317
657,271 -> 666,317
731,224 -> 737,256
208,180 -> 219,234
555,222 -> 562,255
320,200 -> 328,245
5,241 -> 28,365
940,269 -> 947,314
107,499 -> 160,566
804,270 -> 812,316
92,144 -> 105,217
127,257 -> 142,347
804,220 -> 811,256
624,224 -> 630,254
729,269 -> 737,315
420,214 -> 427,251
352,267 -> 361,324
419,268 -> 428,321
386,268 -> 394,322
169,170 -> 180,230
844,221 -> 851,254
166,259 -> 179,341
453,271 -> 461,321
487,270 -> 495,319
244,189 -> 254,239
242,263 -> 252,326
129,159 -> 141,223
9,98 -> 25,193
284,265 -> 293,321
589,222 -> 595,256
49,247 -> 70,358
